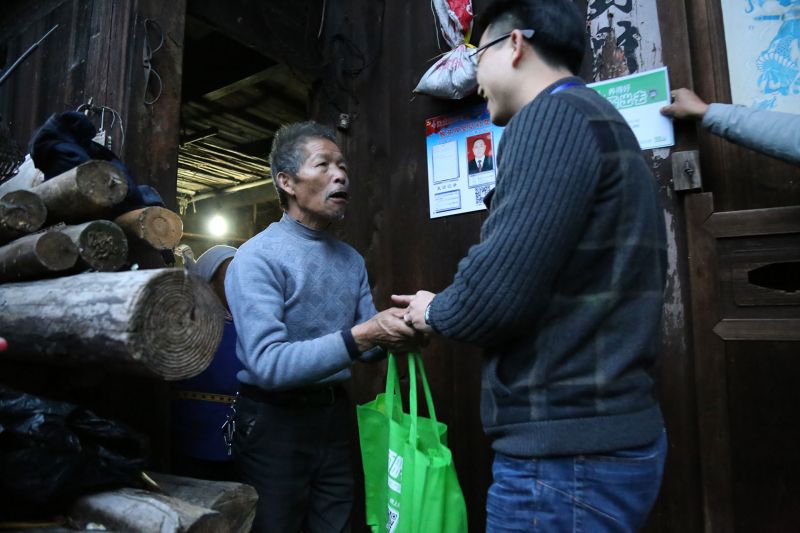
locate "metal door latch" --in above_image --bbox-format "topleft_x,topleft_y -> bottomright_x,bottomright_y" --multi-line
671,150 -> 702,192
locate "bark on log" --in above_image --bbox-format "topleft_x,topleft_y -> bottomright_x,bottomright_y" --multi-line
0,269 -> 223,380
60,220 -> 128,272
148,473 -> 258,533
0,231 -> 78,282
0,190 -> 47,243
127,237 -> 170,269
70,488 -> 226,533
115,206 -> 183,250
30,160 -> 128,223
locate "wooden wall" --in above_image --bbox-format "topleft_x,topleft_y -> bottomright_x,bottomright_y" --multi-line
0,0 -> 185,210
311,2 -> 493,529
0,0 -> 187,468
311,1 -> 703,531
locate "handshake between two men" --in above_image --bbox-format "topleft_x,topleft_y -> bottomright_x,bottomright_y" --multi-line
350,291 -> 437,353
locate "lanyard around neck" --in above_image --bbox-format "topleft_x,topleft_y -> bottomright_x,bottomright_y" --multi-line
550,81 -> 582,95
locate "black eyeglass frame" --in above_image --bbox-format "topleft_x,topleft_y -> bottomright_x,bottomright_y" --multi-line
469,28 -> 535,64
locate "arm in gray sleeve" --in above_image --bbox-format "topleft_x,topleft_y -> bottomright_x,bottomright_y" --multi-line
703,103 -> 800,166
225,249 -> 353,390
353,263 -> 385,363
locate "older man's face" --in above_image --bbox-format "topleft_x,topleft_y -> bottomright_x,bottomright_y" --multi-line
282,138 -> 349,229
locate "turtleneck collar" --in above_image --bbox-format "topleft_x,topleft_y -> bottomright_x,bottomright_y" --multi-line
280,212 -> 329,241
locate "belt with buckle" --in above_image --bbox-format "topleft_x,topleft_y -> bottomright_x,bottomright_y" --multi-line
239,383 -> 344,407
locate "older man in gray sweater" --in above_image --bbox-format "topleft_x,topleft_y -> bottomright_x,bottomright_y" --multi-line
225,122 -> 417,533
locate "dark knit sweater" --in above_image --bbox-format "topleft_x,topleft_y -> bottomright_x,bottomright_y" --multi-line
427,77 -> 668,457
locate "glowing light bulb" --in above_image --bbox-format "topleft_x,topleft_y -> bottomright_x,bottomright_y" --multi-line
208,214 -> 228,237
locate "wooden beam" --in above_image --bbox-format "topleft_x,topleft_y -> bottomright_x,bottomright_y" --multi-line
180,22 -> 275,101
181,231 -> 247,243
180,127 -> 219,145
204,66 -> 284,101
705,206 -> 800,238
713,319 -> 800,341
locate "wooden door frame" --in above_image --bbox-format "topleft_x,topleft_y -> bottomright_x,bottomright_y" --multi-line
684,192 -> 735,533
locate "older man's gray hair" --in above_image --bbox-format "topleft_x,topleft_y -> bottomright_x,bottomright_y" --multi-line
269,121 -> 338,210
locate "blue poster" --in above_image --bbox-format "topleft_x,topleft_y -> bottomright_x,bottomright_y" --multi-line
424,105 -> 505,219
722,0 -> 800,111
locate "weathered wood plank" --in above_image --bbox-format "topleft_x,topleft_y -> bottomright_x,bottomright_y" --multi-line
706,206 -> 800,238
684,193 -> 735,532
70,488 -> 226,533
148,472 -> 258,533
713,319 -> 800,342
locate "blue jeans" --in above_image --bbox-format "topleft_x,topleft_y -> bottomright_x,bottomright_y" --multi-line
486,431 -> 667,533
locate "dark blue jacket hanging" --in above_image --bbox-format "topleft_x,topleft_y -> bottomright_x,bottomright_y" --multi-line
29,111 -> 164,214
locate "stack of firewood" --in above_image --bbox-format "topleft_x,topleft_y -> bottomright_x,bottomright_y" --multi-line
0,160 -> 223,380
0,161 -> 259,532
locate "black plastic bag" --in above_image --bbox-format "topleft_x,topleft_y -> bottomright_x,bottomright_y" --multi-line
0,387 -> 148,518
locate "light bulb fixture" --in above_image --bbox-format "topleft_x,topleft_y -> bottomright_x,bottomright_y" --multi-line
208,214 -> 228,237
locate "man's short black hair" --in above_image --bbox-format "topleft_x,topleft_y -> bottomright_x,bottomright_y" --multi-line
269,121 -> 338,210
477,0 -> 586,75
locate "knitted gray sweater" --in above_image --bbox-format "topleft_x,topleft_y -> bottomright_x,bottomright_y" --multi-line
226,214 -> 381,391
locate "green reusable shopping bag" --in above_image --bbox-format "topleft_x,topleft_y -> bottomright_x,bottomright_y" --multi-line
357,352 -> 468,533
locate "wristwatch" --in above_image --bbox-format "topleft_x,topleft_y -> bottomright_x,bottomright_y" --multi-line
424,303 -> 431,325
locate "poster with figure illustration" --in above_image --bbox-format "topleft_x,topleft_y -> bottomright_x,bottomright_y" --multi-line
721,0 -> 800,112
587,0 -> 663,82
425,104 -> 505,219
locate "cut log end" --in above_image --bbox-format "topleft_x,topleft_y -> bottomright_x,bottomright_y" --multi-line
115,206 -> 183,250
132,270 -> 223,380
76,160 -> 128,206
0,231 -> 79,282
0,269 -> 221,379
69,220 -> 129,271
0,190 -> 47,241
35,232 -> 79,271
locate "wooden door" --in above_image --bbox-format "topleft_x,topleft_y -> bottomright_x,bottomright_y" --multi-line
679,0 -> 800,531
686,197 -> 800,533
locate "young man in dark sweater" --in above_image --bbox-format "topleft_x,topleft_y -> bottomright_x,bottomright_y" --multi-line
395,1 -> 668,531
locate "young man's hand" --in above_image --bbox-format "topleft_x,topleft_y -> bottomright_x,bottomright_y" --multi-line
391,291 -> 436,334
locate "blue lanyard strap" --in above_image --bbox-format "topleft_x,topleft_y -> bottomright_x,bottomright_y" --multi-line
550,81 -> 582,95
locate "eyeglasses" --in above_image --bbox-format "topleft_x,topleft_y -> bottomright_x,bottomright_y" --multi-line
469,29 -> 535,67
